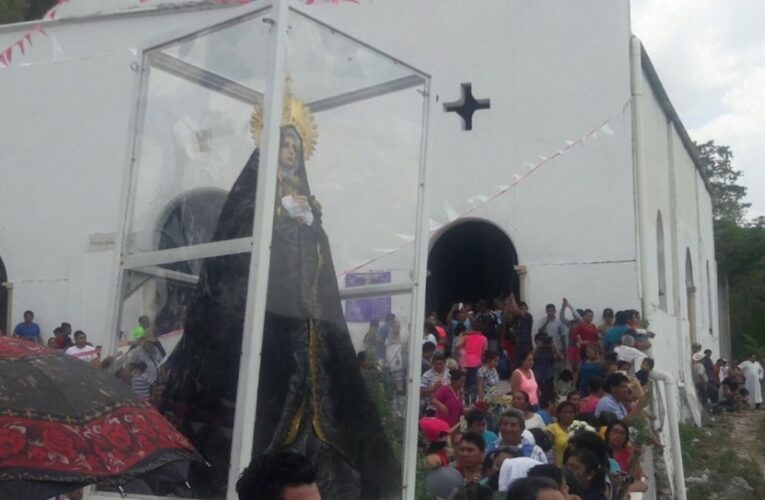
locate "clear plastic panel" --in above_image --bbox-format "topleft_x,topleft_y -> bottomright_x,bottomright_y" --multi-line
243,9 -> 428,498
125,12 -> 271,255
107,253 -> 250,499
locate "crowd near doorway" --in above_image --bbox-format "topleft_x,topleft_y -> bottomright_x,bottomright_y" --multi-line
426,220 -> 519,320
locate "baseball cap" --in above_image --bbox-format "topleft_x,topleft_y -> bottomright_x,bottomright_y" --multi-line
419,417 -> 450,443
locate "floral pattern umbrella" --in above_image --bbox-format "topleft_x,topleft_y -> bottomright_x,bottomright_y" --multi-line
0,337 -> 202,497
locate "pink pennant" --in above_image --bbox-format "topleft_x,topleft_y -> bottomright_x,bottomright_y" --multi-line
5,46 -> 13,65
24,33 -> 33,45
16,39 -> 25,55
34,24 -> 48,37
0,53 -> 6,67
47,8 -> 58,20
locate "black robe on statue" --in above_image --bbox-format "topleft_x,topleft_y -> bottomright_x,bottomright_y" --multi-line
161,131 -> 402,499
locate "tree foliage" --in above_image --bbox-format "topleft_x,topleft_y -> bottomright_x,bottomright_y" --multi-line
695,140 -> 765,358
0,0 -> 57,24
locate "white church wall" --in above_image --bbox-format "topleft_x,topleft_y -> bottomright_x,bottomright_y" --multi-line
307,0 -> 639,313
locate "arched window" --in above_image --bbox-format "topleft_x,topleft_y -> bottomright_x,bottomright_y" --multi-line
656,211 -> 668,311
706,260 -> 713,335
686,249 -> 697,345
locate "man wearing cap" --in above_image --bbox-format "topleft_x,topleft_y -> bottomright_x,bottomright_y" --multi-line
692,352 -> 710,403
420,416 -> 451,469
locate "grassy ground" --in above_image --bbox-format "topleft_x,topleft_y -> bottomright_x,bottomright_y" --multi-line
680,410 -> 765,499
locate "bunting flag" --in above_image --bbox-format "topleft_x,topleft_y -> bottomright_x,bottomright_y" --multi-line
0,0 -> 356,68
335,99 -> 632,279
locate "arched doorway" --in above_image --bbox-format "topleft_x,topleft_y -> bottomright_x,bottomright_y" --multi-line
0,257 -> 7,335
426,220 -> 519,320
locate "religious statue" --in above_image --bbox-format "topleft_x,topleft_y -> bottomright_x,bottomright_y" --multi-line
161,89 -> 401,499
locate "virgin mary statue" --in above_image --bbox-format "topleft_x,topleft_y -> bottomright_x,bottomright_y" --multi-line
161,92 -> 402,499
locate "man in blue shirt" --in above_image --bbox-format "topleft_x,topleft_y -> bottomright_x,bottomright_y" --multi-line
594,372 -> 630,420
13,310 -> 42,344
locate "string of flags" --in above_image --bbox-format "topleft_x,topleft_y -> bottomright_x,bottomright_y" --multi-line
0,0 -> 359,68
336,98 -> 631,279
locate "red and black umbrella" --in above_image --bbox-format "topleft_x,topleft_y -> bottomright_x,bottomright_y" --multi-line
0,337 -> 203,499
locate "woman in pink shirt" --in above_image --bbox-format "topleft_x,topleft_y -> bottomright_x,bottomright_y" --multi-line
510,350 -> 539,408
432,369 -> 466,428
456,329 -> 487,401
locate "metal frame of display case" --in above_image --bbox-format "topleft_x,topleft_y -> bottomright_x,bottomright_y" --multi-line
99,1 -> 431,498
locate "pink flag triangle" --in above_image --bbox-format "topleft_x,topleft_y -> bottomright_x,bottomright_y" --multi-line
24,33 -> 33,45
16,39 -> 25,55
0,53 -> 6,67
5,47 -> 13,65
34,24 -> 48,37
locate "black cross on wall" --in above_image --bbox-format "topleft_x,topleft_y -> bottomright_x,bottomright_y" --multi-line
443,83 -> 491,131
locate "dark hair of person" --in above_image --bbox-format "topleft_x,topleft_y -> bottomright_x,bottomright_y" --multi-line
605,421 -> 630,449
385,312 -> 396,321
539,391 -> 556,409
23,310 -> 34,317
559,369 -> 573,382
53,327 -> 62,335
515,390 -> 531,404
566,390 -> 581,401
432,351 -> 446,362
528,428 -> 551,452
614,310 -> 628,326
425,440 -> 447,455
617,360 -> 631,370
450,369 -> 465,382
499,409 -> 525,429
454,322 -> 467,335
587,377 -> 604,394
545,303 -> 555,310
564,447 -> 606,490
562,466 -> 585,495
605,352 -> 618,364
357,351 -> 367,363
602,308 -> 614,318
597,410 -> 619,429
527,463 -> 563,488
423,341 -> 437,354
583,309 -> 594,316
604,372 -> 629,393
484,350 -> 499,361
369,319 -> 379,328
74,330 -> 86,339
425,322 -> 438,337
236,451 -> 317,500
460,431 -> 486,452
519,301 -> 529,309
504,476 -> 559,500
465,409 -> 487,427
518,349 -> 534,364
556,400 -> 577,416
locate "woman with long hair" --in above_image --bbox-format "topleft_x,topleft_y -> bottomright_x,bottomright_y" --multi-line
606,421 -> 648,493
546,401 -> 577,465
510,350 -> 539,409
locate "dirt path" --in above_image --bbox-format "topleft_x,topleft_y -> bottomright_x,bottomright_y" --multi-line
731,409 -> 765,477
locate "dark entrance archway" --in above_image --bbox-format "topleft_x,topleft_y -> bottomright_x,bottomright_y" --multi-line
426,220 -> 518,320
0,257 -> 8,335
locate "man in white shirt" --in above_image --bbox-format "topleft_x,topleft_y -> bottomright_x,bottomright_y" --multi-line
492,410 -> 547,463
613,334 -> 647,370
65,331 -> 99,363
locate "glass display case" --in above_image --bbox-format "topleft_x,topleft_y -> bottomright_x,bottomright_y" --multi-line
99,1 -> 430,499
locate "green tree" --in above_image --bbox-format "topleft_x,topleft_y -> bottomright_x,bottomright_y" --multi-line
696,140 -> 765,357
0,0 -> 57,24
695,140 -> 751,225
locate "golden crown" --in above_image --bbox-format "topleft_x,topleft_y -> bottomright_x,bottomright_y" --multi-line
250,84 -> 318,160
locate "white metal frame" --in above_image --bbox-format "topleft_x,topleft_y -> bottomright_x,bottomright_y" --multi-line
97,1 -> 432,498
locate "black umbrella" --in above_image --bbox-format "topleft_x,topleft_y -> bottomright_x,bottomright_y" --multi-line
0,337 -> 204,499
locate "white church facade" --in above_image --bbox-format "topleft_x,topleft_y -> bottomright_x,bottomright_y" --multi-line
0,1 -> 717,499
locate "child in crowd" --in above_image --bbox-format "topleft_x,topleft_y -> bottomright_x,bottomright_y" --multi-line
130,361 -> 151,401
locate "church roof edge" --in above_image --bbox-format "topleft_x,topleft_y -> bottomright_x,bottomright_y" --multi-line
638,42 -> 712,196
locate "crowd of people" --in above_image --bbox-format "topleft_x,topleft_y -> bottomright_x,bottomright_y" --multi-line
6,310 -> 166,404
410,296 -> 661,499
691,342 -> 764,411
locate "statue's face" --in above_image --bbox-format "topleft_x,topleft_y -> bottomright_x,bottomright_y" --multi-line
279,133 -> 299,169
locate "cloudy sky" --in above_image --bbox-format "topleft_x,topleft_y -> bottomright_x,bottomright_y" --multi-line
631,0 -> 765,219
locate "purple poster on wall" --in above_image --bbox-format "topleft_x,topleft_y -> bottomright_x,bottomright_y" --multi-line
344,272 -> 392,323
